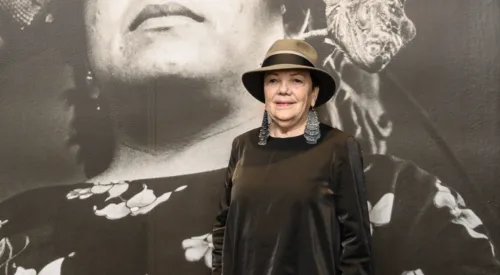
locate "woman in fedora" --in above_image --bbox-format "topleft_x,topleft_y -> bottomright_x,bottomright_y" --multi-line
1,1 -> 497,275
212,39 -> 372,275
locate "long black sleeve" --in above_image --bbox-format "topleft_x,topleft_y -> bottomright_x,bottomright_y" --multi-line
212,138 -> 239,275
335,137 -> 373,275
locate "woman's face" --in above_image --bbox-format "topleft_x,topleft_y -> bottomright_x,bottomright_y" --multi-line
263,69 -> 319,129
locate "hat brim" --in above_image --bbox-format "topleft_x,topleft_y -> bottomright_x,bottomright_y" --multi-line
241,64 -> 339,107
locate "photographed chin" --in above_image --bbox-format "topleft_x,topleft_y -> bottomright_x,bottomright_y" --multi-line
98,67 -> 210,86
140,51 -> 222,74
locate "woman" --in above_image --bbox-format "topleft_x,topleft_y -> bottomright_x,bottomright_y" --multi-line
0,1 -> 498,275
212,39 -> 372,275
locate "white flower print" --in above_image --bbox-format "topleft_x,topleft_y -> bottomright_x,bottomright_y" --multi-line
433,180 -> 495,256
0,220 -> 8,228
93,184 -> 187,220
0,236 -> 30,275
67,182 -> 188,220
182,233 -> 213,268
401,269 -> 424,275
12,253 -> 74,275
0,232 -> 74,275
66,181 -> 129,200
367,193 -> 394,234
12,267 -> 35,275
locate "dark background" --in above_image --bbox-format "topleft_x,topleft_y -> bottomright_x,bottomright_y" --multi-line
383,0 -> 500,235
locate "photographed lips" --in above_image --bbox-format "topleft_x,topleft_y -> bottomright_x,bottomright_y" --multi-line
129,2 -> 205,31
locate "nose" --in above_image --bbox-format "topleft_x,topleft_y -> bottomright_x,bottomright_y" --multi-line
278,81 -> 289,94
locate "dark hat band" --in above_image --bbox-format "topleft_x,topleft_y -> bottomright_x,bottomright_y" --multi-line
262,53 -> 315,68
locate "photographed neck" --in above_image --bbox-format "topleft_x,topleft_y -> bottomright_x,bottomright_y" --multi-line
89,114 -> 261,184
88,78 -> 262,183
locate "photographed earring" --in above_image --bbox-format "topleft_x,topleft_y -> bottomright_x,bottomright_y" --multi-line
86,70 -> 101,111
304,107 -> 320,144
45,13 -> 54,24
280,4 -> 287,15
258,110 -> 270,146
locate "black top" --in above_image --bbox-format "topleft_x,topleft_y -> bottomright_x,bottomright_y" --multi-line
212,124 -> 373,275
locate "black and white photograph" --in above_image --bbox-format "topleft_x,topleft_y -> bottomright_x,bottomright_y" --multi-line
0,0 -> 499,274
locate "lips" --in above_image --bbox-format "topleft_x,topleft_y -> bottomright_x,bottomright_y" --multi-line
275,100 -> 295,104
129,2 -> 205,32
275,101 -> 296,107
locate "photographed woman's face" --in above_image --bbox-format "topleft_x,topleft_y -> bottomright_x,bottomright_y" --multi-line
263,70 -> 319,128
83,0 -> 285,85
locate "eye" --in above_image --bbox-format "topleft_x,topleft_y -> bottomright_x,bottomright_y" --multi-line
265,78 -> 279,85
293,78 -> 304,84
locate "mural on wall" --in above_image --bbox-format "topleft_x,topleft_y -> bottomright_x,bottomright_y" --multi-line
0,0 -> 499,274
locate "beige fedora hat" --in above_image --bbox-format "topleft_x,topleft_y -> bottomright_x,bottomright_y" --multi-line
242,39 -> 339,107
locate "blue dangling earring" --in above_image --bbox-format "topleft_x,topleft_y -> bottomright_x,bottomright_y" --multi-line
304,107 -> 320,144
258,110 -> 270,146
